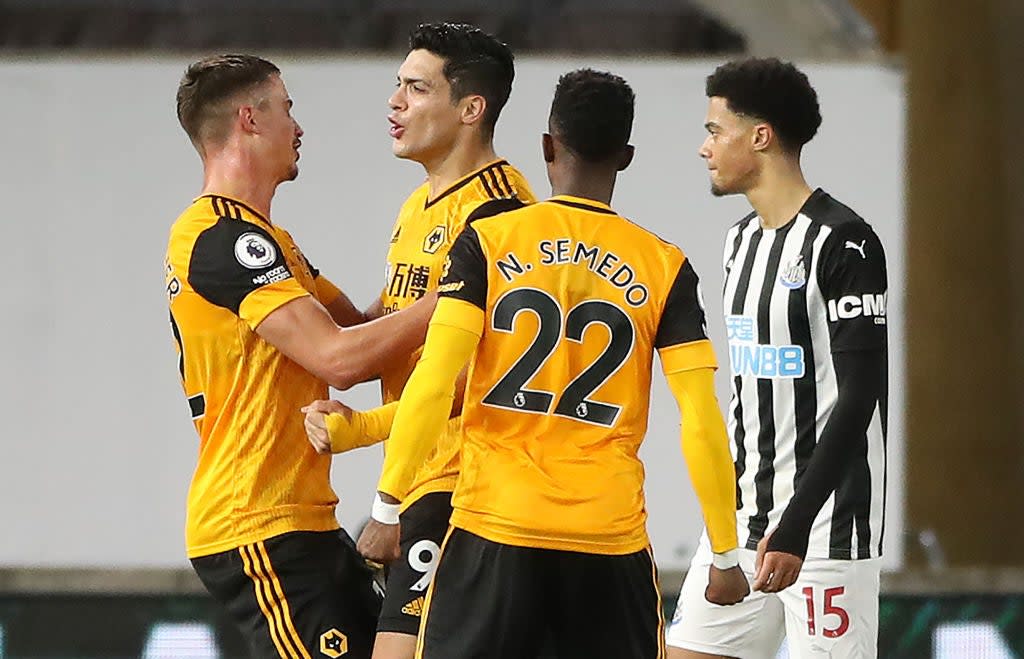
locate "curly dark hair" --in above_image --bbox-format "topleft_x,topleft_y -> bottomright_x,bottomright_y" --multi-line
409,22 -> 515,137
176,54 -> 280,148
706,57 -> 822,152
549,68 -> 635,163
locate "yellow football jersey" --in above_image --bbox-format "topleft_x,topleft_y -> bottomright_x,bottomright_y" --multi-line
438,195 -> 717,554
378,159 -> 534,507
165,194 -> 342,558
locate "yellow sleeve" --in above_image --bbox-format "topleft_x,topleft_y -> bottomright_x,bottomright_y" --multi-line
658,338 -> 717,374
664,366 -> 739,554
377,297 -> 484,500
314,274 -> 343,307
325,401 -> 399,453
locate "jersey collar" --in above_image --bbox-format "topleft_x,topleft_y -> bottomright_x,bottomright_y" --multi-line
547,195 -> 617,216
424,158 -> 511,209
196,193 -> 272,226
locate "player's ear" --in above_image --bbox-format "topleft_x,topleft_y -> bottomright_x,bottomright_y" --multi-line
238,104 -> 258,135
617,144 -> 635,171
752,122 -> 772,152
461,94 -> 486,127
542,133 -> 555,163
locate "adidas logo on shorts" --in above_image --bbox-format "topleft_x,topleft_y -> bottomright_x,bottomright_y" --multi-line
402,596 -> 425,617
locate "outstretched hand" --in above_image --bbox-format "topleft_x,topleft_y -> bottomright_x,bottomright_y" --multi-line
300,399 -> 352,454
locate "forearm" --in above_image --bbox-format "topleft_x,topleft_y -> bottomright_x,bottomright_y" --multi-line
325,401 -> 398,453
667,367 -> 739,554
323,289 -> 367,327
377,300 -> 482,500
769,349 -> 883,557
363,297 -> 386,321
324,293 -> 437,389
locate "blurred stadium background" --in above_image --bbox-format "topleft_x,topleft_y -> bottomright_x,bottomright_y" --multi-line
0,0 -> 1021,657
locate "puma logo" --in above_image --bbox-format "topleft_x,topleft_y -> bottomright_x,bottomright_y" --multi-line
844,240 -> 867,259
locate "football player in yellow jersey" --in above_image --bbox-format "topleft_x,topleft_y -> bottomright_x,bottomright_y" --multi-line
317,70 -> 751,658
301,23 -> 534,659
167,55 -> 437,659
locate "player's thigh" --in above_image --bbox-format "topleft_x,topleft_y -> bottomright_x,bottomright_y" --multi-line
778,557 -> 881,658
666,537 -> 784,659
372,631 -> 416,659
378,491 -> 452,638
192,546 -> 285,659
550,546 -> 664,659
417,528 -> 546,659
256,529 -> 382,659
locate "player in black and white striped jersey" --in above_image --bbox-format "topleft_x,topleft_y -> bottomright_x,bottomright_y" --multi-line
667,58 -> 887,659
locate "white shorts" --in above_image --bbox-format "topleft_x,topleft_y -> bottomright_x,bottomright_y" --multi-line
666,534 -> 880,659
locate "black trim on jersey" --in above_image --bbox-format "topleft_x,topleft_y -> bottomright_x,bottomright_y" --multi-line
466,198 -> 527,224
495,166 -> 513,197
188,393 -> 206,419
723,213 -> 755,283
791,223 -> 824,500
548,198 -> 616,215
486,168 -> 506,198
769,349 -> 884,559
188,218 -> 294,315
479,170 -> 496,198
302,254 -> 321,279
654,260 -> 710,349
729,220 -> 760,514
439,225 -> 487,310
878,351 -> 889,557
746,223 -> 793,547
424,160 -> 511,209
201,194 -> 269,225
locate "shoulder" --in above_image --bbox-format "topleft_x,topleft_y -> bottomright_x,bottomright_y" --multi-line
494,160 -> 536,202
726,209 -> 758,236
617,214 -> 685,263
168,197 -> 220,254
802,189 -> 877,234
466,197 -> 529,224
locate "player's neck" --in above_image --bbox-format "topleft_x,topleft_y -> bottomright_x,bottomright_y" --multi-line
550,167 -> 617,207
201,153 -> 277,222
424,140 -> 498,199
745,161 -> 813,230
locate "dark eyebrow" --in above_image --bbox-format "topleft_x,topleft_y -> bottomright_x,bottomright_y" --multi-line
398,75 -> 429,87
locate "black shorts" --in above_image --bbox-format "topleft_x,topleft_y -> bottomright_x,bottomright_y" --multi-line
191,529 -> 382,659
377,491 -> 452,636
417,528 -> 665,659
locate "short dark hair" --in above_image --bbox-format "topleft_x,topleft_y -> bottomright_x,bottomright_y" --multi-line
706,57 -> 822,152
549,69 -> 635,163
176,54 -> 280,149
408,22 -> 514,137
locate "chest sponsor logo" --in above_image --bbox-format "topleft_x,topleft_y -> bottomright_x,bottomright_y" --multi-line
386,262 -> 431,301
726,315 -> 805,379
828,293 -> 886,324
234,232 -> 276,269
423,225 -> 446,254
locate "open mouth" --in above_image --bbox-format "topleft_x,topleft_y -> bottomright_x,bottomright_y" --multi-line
388,118 -> 404,139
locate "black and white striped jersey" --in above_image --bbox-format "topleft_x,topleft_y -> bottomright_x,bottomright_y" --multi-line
722,188 -> 887,560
